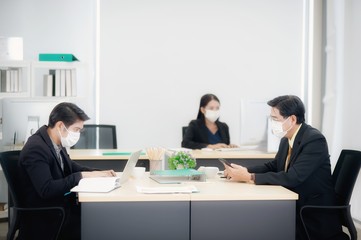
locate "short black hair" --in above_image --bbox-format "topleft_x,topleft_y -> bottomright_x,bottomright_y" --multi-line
267,95 -> 305,124
48,102 -> 90,128
197,93 -> 220,120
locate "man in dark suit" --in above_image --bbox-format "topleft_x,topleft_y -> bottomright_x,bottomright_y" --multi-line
224,95 -> 348,240
18,102 -> 116,240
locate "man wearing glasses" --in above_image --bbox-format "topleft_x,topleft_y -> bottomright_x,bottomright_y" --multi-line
224,95 -> 347,240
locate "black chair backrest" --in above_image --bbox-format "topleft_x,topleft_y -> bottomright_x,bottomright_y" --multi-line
332,149 -> 361,206
72,124 -> 117,149
182,126 -> 188,139
0,150 -> 22,207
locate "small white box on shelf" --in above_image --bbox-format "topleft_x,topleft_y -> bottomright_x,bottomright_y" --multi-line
0,37 -> 23,61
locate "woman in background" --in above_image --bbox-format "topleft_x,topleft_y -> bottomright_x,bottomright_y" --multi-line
182,93 -> 238,149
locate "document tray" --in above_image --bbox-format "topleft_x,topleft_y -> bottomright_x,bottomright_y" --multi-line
150,169 -> 206,183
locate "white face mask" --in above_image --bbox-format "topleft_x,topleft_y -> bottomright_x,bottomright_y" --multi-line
271,117 -> 291,138
58,126 -> 80,148
205,109 -> 220,123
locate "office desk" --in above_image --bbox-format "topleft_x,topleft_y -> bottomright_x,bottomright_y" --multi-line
69,149 -> 275,171
79,173 -> 297,240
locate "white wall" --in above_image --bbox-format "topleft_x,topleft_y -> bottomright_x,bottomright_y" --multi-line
99,0 -> 304,149
0,0 -> 96,119
342,0 -> 361,222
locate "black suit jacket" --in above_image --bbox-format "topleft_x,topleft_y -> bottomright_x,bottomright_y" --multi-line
248,123 -> 344,239
18,125 -> 96,239
19,125 -> 95,207
181,119 -> 230,149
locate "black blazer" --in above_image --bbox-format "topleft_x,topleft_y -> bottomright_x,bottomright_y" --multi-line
248,123 -> 344,239
19,125 -> 95,207
18,125 -> 96,239
181,119 -> 230,149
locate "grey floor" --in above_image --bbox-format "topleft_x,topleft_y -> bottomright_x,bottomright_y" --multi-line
0,213 -> 361,240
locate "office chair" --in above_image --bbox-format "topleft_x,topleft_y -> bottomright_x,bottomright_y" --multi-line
300,149 -> 361,240
72,124 -> 117,149
182,126 -> 188,139
0,151 -> 65,240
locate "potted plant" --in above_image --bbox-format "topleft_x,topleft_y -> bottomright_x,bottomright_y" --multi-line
168,151 -> 196,170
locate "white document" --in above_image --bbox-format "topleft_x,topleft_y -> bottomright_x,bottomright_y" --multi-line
43,74 -> 53,96
52,69 -> 61,96
136,185 -> 198,194
215,146 -> 258,152
65,69 -> 72,96
71,177 -> 121,193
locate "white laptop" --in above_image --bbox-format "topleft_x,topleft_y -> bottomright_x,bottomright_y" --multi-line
118,149 -> 142,185
71,149 -> 142,193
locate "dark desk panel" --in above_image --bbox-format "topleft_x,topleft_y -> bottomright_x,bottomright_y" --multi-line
75,158 -> 269,172
74,159 -> 149,171
82,201 -> 190,240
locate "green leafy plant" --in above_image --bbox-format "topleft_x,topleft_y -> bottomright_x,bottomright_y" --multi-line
168,151 -> 196,170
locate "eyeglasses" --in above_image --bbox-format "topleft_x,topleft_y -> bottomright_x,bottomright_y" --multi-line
268,116 -> 289,123
64,125 -> 85,133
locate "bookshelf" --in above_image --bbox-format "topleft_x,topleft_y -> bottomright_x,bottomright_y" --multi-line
0,60 -> 86,98
31,61 -> 86,97
0,60 -> 31,98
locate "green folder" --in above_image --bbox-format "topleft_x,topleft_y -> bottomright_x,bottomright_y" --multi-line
39,53 -> 78,62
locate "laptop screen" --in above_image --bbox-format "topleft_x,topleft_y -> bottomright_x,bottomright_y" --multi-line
118,149 -> 142,184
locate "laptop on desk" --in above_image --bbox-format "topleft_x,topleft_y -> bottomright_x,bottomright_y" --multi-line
117,149 -> 142,185
71,150 -> 142,193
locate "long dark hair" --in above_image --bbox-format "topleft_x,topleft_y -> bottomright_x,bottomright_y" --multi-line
196,94 -> 220,120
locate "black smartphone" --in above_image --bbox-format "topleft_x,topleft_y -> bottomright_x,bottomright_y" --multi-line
219,158 -> 232,168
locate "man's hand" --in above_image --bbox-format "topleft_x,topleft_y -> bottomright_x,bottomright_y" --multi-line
81,170 -> 117,178
224,164 -> 252,182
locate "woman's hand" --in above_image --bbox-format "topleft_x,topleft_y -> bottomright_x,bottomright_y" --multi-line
207,143 -> 239,149
224,164 -> 252,182
229,144 -> 239,148
207,143 -> 229,149
81,170 -> 117,178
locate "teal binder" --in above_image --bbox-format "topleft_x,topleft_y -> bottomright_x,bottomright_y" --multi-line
39,53 -> 78,62
102,152 -> 146,156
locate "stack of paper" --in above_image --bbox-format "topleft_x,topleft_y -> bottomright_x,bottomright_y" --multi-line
136,185 -> 198,194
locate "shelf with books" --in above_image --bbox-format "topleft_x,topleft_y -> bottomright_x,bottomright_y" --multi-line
0,60 -> 31,98
31,61 -> 87,98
